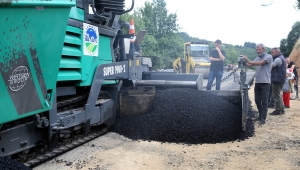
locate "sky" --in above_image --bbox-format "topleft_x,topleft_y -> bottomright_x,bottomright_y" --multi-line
125,0 -> 300,47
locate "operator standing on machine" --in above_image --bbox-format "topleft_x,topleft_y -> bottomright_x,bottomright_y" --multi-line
206,39 -> 226,90
241,43 -> 273,125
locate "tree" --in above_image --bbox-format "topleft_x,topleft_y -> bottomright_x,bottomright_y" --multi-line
139,2 -> 156,34
152,0 -> 179,36
296,0 -> 300,10
243,42 -> 256,49
278,21 -> 300,57
235,46 -> 257,61
280,38 -> 289,57
223,44 -> 239,65
284,21 -> 300,57
138,0 -> 183,69
120,9 -> 146,33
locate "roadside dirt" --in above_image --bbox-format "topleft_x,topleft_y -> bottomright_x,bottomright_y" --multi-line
34,86 -> 300,170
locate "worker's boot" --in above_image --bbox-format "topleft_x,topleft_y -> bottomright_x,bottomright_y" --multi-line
254,113 -> 262,121
257,107 -> 262,121
259,112 -> 266,125
259,119 -> 266,125
259,114 -> 262,120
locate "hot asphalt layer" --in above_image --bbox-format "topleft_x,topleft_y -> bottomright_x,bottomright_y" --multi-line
113,88 -> 255,144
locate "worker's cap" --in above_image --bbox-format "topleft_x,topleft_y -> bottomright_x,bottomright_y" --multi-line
215,39 -> 222,44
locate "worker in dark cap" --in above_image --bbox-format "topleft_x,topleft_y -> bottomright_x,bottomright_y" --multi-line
206,39 -> 226,90
215,39 -> 221,44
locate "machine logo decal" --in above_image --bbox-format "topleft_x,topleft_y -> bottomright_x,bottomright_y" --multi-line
83,23 -> 99,56
8,66 -> 30,91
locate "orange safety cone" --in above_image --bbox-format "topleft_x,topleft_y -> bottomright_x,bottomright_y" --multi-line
129,18 -> 136,43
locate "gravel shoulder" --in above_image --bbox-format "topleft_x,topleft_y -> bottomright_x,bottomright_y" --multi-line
34,86 -> 300,170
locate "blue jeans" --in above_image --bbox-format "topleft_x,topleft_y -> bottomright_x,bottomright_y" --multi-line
206,70 -> 223,90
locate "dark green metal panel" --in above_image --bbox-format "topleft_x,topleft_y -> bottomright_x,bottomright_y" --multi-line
65,33 -> 81,45
57,24 -> 117,85
60,58 -> 81,68
58,26 -> 83,81
98,36 -> 115,61
79,35 -> 115,86
62,46 -> 82,57
0,1 -> 75,124
79,56 -> 94,81
57,70 -> 82,81
69,7 -> 84,21
1,0 -> 75,6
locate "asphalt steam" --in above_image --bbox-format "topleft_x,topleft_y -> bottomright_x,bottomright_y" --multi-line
113,88 -> 255,144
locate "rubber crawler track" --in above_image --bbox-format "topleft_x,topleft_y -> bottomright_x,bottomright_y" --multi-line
24,126 -> 110,168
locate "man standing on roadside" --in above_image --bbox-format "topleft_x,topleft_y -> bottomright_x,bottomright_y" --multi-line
270,48 -> 286,115
206,39 -> 226,90
241,43 -> 273,124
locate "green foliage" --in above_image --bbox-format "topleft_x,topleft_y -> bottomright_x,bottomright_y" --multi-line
244,42 -> 256,49
120,10 -> 145,34
138,0 -> 183,69
297,0 -> 300,10
280,21 -> 300,57
287,22 -> 300,56
235,46 -> 257,61
139,1 -> 156,34
142,34 -> 157,56
224,44 -> 239,64
280,38 -> 289,57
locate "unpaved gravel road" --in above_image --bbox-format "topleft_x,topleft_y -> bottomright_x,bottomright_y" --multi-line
34,86 -> 300,170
